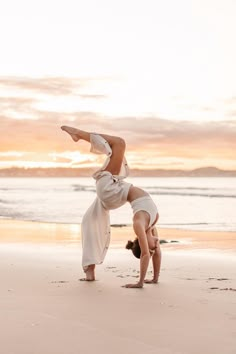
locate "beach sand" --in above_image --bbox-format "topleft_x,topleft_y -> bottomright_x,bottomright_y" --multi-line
0,220 -> 235,354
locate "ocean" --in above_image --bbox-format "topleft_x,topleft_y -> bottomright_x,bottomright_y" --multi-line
0,177 -> 236,232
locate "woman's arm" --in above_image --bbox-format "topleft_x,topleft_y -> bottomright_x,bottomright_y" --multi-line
152,241 -> 162,282
124,252 -> 150,288
143,243 -> 161,284
139,252 -> 151,285
124,230 -> 151,288
144,227 -> 162,284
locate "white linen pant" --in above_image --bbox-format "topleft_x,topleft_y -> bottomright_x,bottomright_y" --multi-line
81,171 -> 132,268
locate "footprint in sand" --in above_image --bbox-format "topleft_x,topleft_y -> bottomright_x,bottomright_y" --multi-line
106,267 -> 117,269
50,280 -> 69,284
208,277 -> 229,281
209,287 -> 236,292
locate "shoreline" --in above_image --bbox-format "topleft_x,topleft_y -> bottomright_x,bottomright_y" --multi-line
3,217 -> 236,233
0,218 -> 235,253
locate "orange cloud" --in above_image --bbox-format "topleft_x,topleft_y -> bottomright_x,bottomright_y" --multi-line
0,76 -> 108,97
0,76 -> 236,170
1,114 -> 236,169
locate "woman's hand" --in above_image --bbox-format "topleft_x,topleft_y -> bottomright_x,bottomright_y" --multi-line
123,282 -> 143,288
144,278 -> 158,284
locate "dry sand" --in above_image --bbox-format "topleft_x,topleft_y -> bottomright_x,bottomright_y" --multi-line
0,220 -> 235,354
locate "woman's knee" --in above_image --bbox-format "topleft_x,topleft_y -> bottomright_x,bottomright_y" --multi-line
118,137 -> 126,148
112,137 -> 126,151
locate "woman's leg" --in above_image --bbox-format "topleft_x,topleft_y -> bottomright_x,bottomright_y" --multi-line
80,264 -> 95,281
103,136 -> 126,175
61,125 -> 126,175
61,126 -> 96,281
61,125 -> 126,280
61,126 -> 90,142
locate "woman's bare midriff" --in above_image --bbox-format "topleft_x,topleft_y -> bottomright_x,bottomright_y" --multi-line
127,186 -> 149,203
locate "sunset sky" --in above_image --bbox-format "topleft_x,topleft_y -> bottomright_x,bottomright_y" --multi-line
0,0 -> 235,171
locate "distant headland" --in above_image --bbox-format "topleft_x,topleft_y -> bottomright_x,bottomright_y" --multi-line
0,167 -> 235,177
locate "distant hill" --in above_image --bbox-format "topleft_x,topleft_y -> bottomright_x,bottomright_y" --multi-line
0,167 -> 236,177
130,167 -> 236,177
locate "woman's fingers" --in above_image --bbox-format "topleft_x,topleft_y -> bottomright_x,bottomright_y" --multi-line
144,279 -> 153,283
122,283 -> 143,288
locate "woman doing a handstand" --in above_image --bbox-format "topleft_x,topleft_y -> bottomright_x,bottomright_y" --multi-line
61,126 -> 161,288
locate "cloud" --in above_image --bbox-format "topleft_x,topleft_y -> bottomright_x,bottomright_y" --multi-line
0,77 -> 84,96
0,76 -> 108,120
79,94 -> 107,100
0,112 -> 109,153
0,76 -> 108,97
0,97 -> 37,119
1,114 -> 236,164
222,96 -> 236,118
104,117 -> 236,156
0,75 -> 235,168
225,97 -> 236,105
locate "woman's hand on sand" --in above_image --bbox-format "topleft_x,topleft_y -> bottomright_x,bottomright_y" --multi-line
122,282 -> 143,288
144,278 -> 158,284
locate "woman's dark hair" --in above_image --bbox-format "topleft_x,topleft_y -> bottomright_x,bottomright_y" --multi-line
126,238 -> 141,259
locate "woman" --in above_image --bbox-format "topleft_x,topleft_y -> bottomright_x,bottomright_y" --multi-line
61,125 -> 161,288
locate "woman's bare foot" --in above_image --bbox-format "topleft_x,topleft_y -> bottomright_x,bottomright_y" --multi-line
61,125 -> 80,142
80,264 -> 95,281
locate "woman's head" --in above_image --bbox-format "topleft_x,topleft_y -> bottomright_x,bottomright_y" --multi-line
126,238 -> 141,259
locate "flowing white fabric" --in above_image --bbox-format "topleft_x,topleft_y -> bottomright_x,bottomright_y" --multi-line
81,197 -> 110,268
81,133 -> 131,269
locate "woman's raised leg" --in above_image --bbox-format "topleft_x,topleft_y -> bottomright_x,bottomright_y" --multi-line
61,125 -> 126,176
61,125 -> 127,281
61,126 -> 90,142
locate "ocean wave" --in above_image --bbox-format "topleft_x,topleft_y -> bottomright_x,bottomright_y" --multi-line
1,184 -> 235,199
149,191 -> 236,198
71,184 -> 236,198
72,184 -> 96,192
0,199 -> 12,204
0,187 -> 71,193
144,186 -> 218,191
